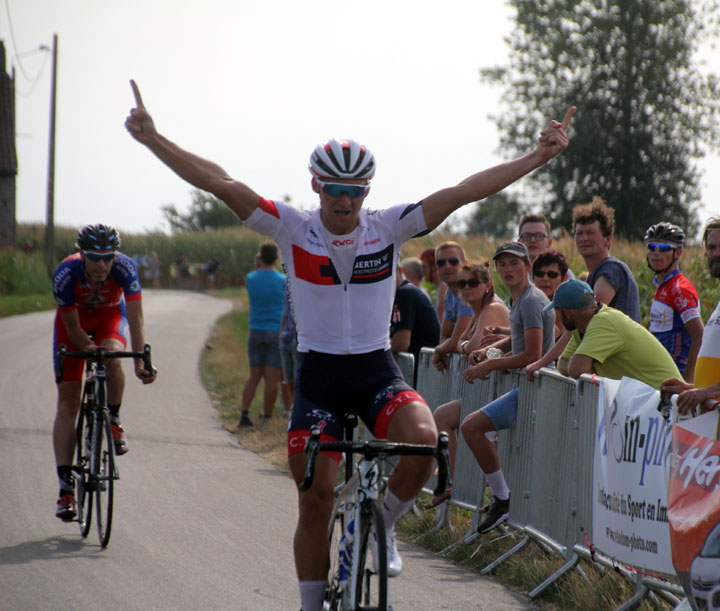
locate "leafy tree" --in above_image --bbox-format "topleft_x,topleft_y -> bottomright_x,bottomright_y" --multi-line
481,0 -> 720,239
466,192 -> 523,239
162,190 -> 242,233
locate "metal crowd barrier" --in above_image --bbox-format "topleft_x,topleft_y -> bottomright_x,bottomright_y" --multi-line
396,347 -> 683,608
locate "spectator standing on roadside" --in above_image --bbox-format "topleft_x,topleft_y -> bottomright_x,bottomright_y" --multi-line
428,261 -> 510,508
643,222 -> 703,382
662,218 -> 720,414
550,279 -> 680,388
400,257 -> 426,292
431,242 -> 473,373
204,253 -> 222,290
238,241 -> 286,426
149,251 -> 161,289
459,242 -> 555,533
420,247 -> 446,320
572,197 -> 640,321
279,277 -> 298,418
390,264 -> 441,380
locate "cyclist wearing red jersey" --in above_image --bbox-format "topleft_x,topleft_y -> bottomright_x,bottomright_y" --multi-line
52,224 -> 157,521
644,222 -> 704,383
125,79 -> 573,611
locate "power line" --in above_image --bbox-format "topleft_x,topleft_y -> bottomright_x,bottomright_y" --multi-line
2,0 -> 50,92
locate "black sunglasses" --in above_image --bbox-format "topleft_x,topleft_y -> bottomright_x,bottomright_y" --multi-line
456,278 -> 483,289
84,251 -> 116,263
436,257 -> 460,268
534,270 -> 560,279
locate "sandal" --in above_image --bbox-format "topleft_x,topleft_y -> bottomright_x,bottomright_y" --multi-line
424,488 -> 452,509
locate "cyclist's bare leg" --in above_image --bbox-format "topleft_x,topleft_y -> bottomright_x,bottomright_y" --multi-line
385,400 -> 437,501
261,366 -> 282,418
289,451 -> 340,581
460,409 -> 499,473
53,381 -> 83,465
101,338 -> 125,406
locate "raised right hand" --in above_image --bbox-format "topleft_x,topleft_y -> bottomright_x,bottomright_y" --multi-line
125,79 -> 157,144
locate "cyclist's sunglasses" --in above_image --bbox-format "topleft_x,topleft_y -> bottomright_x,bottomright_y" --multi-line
316,178 -> 370,199
84,251 -> 116,263
436,257 -> 460,268
533,270 -> 560,279
456,277 -> 483,289
647,242 -> 676,253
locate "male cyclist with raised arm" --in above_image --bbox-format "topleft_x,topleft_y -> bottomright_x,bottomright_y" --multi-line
125,80 -> 574,611
52,224 -> 157,521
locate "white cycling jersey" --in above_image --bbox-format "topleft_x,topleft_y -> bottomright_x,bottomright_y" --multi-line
243,197 -> 428,355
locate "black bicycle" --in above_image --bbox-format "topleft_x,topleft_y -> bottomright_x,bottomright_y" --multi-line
56,344 -> 152,547
301,416 -> 451,611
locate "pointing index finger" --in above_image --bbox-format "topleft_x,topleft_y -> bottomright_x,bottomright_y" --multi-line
130,79 -> 144,108
560,106 -> 576,131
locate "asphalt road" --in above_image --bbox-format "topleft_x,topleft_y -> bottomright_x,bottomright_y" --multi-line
0,290 -> 532,610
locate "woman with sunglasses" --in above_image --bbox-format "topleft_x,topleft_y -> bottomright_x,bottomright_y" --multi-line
51,224 -> 157,521
427,261 -> 509,508
532,250 -> 570,342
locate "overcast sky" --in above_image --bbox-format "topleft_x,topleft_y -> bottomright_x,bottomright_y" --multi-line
3,0 -> 719,237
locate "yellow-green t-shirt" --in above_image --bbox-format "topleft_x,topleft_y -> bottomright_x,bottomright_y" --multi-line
562,305 -> 681,389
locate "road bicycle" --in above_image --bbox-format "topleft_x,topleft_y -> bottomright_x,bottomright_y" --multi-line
55,344 -> 152,547
301,416 -> 451,611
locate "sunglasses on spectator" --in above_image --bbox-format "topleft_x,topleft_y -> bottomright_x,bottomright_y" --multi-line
315,178 -> 370,199
456,278 -> 483,289
436,257 -> 460,268
533,270 -> 560,279
646,242 -> 676,253
519,232 -> 549,241
84,251 -> 115,263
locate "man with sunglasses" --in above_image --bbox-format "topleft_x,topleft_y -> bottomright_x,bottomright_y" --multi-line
431,242 -> 473,373
643,222 -> 703,382
51,223 -> 157,521
125,79 -> 573,611
662,217 -> 720,414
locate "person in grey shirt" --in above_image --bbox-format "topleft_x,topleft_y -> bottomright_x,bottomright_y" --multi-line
457,242 -> 555,533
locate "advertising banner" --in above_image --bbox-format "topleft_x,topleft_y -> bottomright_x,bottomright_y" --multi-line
593,377 -> 675,573
668,411 -> 720,609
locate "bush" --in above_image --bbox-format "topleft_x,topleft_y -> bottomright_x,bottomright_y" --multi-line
0,249 -> 52,296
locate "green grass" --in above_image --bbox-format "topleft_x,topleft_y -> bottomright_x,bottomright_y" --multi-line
0,293 -> 56,317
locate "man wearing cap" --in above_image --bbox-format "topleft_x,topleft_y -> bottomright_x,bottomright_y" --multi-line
458,241 -> 555,534
548,279 -> 680,388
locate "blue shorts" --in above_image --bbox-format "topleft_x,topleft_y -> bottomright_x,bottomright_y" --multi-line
248,329 -> 282,369
287,349 -> 425,458
279,339 -> 297,383
481,386 -> 519,431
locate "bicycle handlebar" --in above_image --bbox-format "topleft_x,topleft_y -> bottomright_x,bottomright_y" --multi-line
299,426 -> 452,498
55,344 -> 153,384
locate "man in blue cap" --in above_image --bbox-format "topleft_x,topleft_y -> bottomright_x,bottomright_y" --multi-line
547,279 -> 679,389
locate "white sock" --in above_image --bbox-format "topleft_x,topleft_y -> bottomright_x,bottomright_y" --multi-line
484,469 -> 510,501
382,489 -> 412,533
299,580 -> 326,611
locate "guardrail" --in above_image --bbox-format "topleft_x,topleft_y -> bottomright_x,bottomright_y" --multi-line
395,348 -> 684,609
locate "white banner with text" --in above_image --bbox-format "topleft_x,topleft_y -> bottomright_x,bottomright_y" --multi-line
593,377 -> 674,573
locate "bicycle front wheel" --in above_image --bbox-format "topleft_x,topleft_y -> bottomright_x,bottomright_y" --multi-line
354,501 -> 387,611
74,401 -> 92,537
94,409 -> 115,547
323,510 -> 345,610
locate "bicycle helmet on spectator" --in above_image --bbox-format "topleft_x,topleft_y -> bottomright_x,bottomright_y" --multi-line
309,138 -> 376,180
76,224 -> 121,251
643,222 -> 684,247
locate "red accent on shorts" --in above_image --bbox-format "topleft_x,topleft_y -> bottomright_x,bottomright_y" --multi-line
292,245 -> 336,285
287,429 -> 341,463
258,196 -> 280,219
373,390 -> 426,440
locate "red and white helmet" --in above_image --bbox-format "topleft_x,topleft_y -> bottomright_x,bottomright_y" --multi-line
309,138 -> 376,180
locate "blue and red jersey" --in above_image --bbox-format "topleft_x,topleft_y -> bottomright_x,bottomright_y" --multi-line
648,269 -> 701,374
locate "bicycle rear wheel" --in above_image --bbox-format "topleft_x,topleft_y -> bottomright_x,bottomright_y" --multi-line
354,501 -> 387,610
323,510 -> 345,610
94,409 -> 115,547
74,401 -> 92,537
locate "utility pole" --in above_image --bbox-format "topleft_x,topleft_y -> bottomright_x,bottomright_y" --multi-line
43,33 -> 57,275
